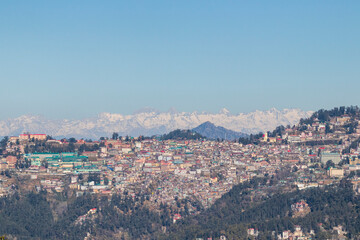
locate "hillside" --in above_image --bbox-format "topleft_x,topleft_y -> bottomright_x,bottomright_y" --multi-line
164,178 -> 360,239
1,176 -> 359,240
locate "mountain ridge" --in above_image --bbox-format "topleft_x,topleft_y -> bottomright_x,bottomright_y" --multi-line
0,108 -> 313,139
192,121 -> 248,140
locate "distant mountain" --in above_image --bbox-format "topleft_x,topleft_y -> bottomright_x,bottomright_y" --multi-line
0,108 -> 313,139
192,121 -> 248,140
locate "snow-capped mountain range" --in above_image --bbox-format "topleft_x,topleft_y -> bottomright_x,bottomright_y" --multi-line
0,108 -> 313,139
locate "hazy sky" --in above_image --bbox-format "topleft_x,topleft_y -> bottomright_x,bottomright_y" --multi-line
1,1 -> 359,119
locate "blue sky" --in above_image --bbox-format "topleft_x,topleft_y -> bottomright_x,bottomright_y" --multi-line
0,1 -> 359,119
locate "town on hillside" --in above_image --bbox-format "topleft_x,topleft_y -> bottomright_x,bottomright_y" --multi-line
1,106 -> 360,239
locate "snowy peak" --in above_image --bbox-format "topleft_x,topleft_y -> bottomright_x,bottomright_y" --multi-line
219,108 -> 231,115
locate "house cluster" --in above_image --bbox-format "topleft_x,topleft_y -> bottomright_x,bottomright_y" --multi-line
247,225 -> 347,240
291,200 -> 310,218
75,208 -> 97,225
276,226 -> 312,240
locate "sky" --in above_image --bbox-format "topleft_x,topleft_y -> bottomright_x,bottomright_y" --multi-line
0,1 -> 359,120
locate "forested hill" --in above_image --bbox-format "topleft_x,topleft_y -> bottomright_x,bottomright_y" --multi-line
300,106 -> 360,125
163,178 -> 360,239
160,129 -> 205,140
0,191 -> 174,239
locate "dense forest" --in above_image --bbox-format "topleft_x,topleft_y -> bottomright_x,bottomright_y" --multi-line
0,191 -> 172,239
